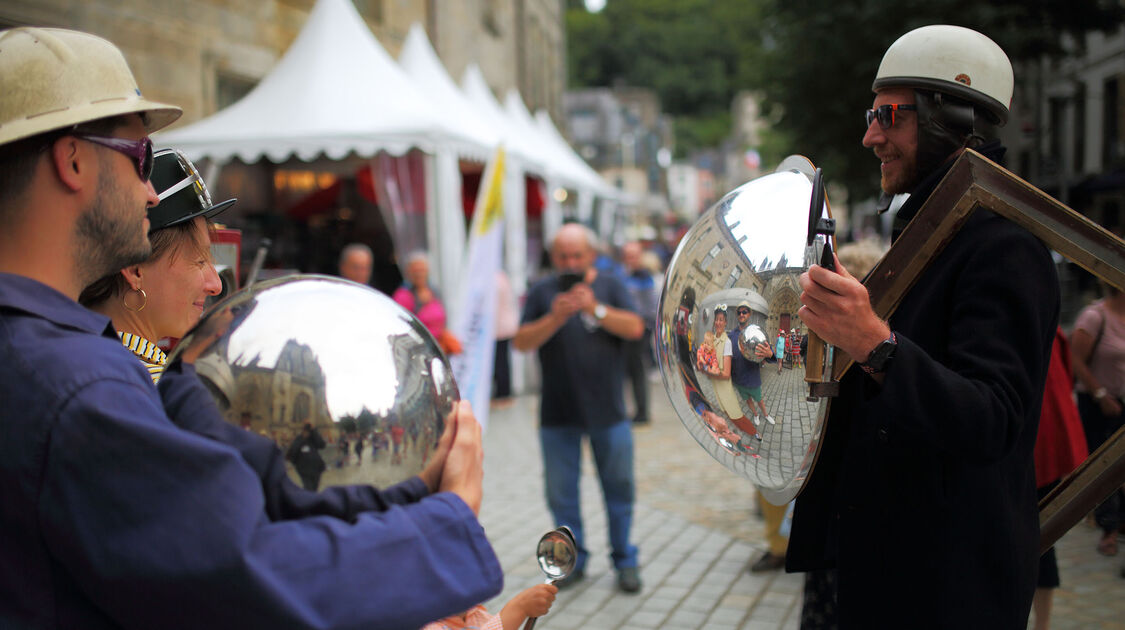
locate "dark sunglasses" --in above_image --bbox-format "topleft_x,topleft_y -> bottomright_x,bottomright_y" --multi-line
864,104 -> 917,130
73,133 -> 154,181
737,309 -> 751,315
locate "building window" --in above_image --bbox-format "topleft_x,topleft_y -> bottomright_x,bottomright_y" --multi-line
1105,77 -> 1122,168
216,72 -> 257,111
355,0 -> 384,22
1048,96 -> 1065,167
482,0 -> 502,36
725,266 -> 742,289
700,243 -> 722,271
1074,82 -> 1086,173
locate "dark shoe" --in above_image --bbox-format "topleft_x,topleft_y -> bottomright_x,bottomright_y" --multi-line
632,415 -> 649,424
554,569 -> 585,590
750,551 -> 786,573
1098,533 -> 1119,557
617,567 -> 642,593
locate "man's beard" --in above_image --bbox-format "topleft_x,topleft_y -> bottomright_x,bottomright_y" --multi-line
74,168 -> 151,287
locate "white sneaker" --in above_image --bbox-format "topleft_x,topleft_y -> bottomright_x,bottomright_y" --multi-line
752,415 -> 761,426
766,415 -> 776,425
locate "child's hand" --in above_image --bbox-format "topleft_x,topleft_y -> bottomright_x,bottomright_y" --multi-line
515,583 -> 558,618
499,583 -> 558,629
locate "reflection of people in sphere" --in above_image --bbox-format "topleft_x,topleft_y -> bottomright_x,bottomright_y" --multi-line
731,302 -> 775,426
286,423 -> 327,491
699,308 -> 760,441
776,329 -> 787,374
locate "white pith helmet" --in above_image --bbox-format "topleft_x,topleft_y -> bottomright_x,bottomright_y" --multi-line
873,25 -> 1013,125
0,27 -> 181,146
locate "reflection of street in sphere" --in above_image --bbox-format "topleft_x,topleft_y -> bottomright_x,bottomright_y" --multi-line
738,324 -> 768,363
655,157 -> 833,506
169,275 -> 459,490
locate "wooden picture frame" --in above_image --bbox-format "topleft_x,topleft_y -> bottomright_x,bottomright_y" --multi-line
833,149 -> 1125,553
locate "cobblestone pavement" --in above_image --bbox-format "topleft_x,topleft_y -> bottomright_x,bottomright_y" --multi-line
476,373 -> 1125,629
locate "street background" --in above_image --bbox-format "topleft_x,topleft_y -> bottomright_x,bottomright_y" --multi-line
476,385 -> 1125,629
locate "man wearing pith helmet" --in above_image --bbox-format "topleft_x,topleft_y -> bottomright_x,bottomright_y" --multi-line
793,25 -> 1058,628
0,28 -> 502,628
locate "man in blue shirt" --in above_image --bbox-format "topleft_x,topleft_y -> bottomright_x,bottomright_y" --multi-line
729,301 -> 775,425
514,223 -> 646,593
0,27 -> 501,629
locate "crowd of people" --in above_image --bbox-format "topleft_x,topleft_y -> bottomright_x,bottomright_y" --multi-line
1,19 -> 1123,630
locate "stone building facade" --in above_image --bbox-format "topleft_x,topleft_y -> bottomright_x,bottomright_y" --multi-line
0,0 -> 566,126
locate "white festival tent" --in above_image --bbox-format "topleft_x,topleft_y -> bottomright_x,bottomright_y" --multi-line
396,24 -> 525,301
459,64 -> 567,245
155,0 -> 488,294
532,109 -> 627,239
502,90 -> 618,228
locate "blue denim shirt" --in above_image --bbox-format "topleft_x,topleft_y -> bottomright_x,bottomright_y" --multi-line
0,273 -> 502,629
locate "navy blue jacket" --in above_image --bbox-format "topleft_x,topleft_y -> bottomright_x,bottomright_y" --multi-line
0,274 -> 502,629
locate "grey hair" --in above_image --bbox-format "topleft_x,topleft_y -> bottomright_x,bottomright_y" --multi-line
402,249 -> 430,267
339,242 -> 373,267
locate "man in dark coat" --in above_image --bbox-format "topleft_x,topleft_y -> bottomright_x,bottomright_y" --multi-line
287,423 -> 327,490
791,25 -> 1059,629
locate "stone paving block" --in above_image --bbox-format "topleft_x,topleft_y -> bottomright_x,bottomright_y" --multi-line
743,620 -> 787,630
719,592 -> 758,609
625,609 -> 670,628
679,593 -> 720,613
708,605 -> 750,625
663,609 -> 709,628
759,591 -> 795,607
751,601 -> 789,623
639,594 -> 680,613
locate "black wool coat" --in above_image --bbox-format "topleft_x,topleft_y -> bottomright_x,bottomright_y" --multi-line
788,147 -> 1060,629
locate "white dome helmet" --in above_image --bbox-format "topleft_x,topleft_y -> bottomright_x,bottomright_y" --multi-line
0,27 -> 181,146
873,25 -> 1013,125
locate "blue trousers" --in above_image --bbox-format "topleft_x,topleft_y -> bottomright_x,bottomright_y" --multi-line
539,420 -> 638,572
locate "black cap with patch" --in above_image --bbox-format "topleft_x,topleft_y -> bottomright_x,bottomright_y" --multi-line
147,148 -> 235,232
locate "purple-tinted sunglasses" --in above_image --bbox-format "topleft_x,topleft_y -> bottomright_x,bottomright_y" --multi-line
73,133 -> 154,181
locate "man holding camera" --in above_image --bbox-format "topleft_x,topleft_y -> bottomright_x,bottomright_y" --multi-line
515,222 -> 646,593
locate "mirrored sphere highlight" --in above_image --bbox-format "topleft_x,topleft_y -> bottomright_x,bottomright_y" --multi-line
656,160 -> 832,505
168,275 -> 457,490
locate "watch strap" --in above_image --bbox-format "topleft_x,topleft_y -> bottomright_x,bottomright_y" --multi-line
860,331 -> 897,374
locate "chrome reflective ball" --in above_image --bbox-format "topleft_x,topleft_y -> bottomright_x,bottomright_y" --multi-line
737,324 -> 769,363
655,155 -> 833,505
168,274 -> 457,490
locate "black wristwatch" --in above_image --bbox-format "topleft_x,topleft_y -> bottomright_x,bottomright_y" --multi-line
860,332 -> 897,374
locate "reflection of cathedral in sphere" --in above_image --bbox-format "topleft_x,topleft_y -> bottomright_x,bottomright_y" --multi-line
171,275 -> 458,490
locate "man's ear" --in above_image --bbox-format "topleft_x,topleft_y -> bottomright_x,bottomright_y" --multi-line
50,135 -> 87,192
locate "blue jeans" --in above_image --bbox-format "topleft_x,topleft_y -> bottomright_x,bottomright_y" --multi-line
539,421 -> 638,572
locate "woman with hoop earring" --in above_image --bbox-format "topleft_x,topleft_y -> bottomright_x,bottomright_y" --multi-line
79,148 -> 230,383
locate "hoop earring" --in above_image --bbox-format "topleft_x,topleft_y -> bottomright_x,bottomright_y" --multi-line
123,288 -> 147,312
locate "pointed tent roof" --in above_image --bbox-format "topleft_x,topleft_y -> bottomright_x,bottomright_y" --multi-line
397,23 -> 496,161
503,89 -> 613,196
459,64 -> 546,171
534,109 -> 617,196
157,0 -> 486,163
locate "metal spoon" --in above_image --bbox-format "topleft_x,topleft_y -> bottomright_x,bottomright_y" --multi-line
523,526 -> 577,630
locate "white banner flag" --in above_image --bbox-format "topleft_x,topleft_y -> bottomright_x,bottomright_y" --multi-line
450,147 -> 506,431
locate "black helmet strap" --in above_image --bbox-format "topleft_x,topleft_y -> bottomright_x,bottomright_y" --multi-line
914,89 -> 1000,178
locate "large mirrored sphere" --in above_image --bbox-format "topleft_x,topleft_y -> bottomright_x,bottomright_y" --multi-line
167,275 -> 458,490
656,156 -> 833,505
